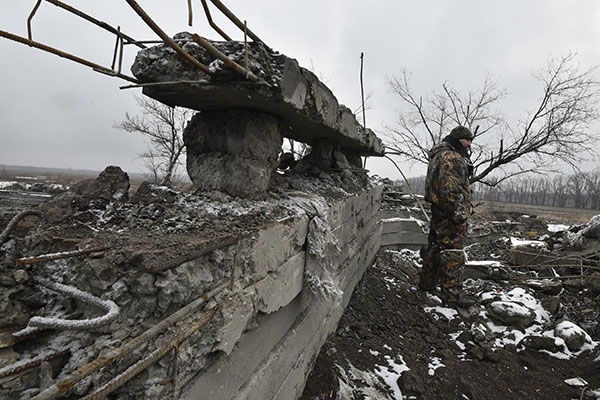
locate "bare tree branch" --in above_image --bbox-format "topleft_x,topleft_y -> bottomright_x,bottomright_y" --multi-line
385,53 -> 600,186
114,96 -> 194,185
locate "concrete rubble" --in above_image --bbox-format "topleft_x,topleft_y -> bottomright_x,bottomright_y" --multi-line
0,165 -> 383,399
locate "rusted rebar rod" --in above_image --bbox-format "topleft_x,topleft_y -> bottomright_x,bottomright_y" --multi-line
44,0 -> 145,48
200,0 -> 232,41
32,281 -> 229,400
208,0 -> 271,50
0,209 -> 44,245
124,0 -> 213,76
0,349 -> 70,379
16,247 -> 109,266
27,0 -> 43,40
150,232 -> 252,274
191,33 -> 258,81
187,0 -> 193,26
81,308 -> 216,400
0,30 -> 138,83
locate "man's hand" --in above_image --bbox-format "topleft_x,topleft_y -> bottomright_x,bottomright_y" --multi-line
457,223 -> 467,232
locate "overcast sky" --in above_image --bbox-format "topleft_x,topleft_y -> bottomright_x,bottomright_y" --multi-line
1,0 -> 599,180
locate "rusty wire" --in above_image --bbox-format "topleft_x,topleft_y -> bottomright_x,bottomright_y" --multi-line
32,281 -> 229,400
0,209 -> 44,245
124,0 -> 213,76
80,308 -> 216,400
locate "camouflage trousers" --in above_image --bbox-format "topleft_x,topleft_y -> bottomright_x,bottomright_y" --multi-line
418,207 -> 467,302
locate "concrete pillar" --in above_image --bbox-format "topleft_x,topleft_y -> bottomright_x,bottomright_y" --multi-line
183,109 -> 283,198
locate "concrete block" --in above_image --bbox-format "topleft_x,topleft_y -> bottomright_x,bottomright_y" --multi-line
253,252 -> 305,314
280,57 -> 308,109
215,293 -> 254,355
250,216 -> 309,279
380,231 -> 427,247
183,290 -> 309,400
382,219 -> 425,235
233,294 -> 342,400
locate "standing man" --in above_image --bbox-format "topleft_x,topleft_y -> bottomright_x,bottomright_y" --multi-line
419,125 -> 475,307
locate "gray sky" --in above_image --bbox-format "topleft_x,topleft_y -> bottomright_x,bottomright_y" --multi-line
1,0 -> 599,180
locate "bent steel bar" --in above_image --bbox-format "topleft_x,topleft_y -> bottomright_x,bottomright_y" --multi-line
191,33 -> 258,81
44,0 -> 146,48
207,0 -> 272,51
27,0 -> 42,40
200,0 -> 232,41
0,29 -> 139,83
124,0 -> 213,76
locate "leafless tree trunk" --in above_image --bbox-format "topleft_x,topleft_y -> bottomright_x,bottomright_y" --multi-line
386,53 -> 600,186
114,96 -> 194,185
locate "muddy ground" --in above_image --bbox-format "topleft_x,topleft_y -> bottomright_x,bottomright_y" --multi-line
301,213 -> 600,400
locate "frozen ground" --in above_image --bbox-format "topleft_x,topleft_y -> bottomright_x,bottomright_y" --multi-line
301,213 -> 600,400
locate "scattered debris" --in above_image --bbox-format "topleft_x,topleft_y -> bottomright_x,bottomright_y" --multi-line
302,205 -> 600,400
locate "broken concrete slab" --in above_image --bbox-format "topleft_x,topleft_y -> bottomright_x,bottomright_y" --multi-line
131,33 -> 383,157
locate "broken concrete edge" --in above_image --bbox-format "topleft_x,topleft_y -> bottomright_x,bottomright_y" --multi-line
131,33 -> 384,156
182,185 -> 383,400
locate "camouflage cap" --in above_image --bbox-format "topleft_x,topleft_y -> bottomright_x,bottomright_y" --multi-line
450,126 -> 474,140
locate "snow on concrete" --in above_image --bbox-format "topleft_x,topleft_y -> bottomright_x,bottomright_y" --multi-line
547,224 -> 570,232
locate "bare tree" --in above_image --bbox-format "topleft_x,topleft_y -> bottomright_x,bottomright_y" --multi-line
386,53 -> 600,185
115,96 -> 194,185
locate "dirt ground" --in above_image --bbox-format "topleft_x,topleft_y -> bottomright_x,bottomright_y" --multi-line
301,213 -> 600,400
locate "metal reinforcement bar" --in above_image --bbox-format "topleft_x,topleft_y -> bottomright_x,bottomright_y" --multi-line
124,0 -> 213,76
0,209 -> 44,245
0,350 -> 70,379
0,29 -> 138,83
44,0 -> 145,48
200,0 -> 232,41
206,0 -> 270,51
81,308 -> 216,400
191,33 -> 258,81
32,281 -> 229,400
16,247 -> 109,266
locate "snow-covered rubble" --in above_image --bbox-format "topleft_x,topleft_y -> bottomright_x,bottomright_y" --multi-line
302,205 -> 600,400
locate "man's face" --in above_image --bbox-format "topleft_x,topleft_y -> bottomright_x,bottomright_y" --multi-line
459,138 -> 472,149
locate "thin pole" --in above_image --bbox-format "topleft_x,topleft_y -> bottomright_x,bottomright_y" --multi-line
360,52 -> 366,129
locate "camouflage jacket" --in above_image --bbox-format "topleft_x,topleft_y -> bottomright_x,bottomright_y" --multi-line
424,138 -> 472,224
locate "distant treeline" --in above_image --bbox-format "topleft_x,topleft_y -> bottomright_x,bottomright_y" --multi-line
405,169 -> 600,210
